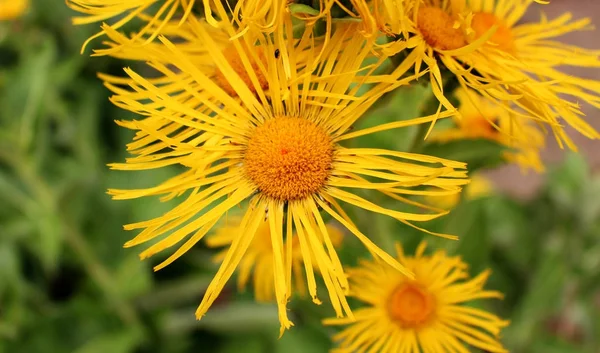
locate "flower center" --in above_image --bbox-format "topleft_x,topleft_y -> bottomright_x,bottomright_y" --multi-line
417,7 -> 466,51
388,282 -> 435,328
471,12 -> 515,53
214,44 -> 269,97
244,117 -> 333,201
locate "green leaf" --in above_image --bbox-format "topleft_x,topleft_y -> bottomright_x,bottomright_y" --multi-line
163,302 -> 280,335
0,242 -> 22,295
114,254 -> 152,300
289,4 -> 320,16
275,327 -> 330,353
136,275 -> 213,311
421,138 -> 508,172
219,335 -> 265,353
352,85 -> 429,152
504,251 -> 567,351
445,199 -> 490,274
72,329 -> 143,353
530,336 -> 587,353
196,302 -> 279,333
35,212 -> 64,273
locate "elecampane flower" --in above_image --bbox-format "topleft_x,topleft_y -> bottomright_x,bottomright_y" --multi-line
207,218 -> 344,302
105,3 -> 468,333
324,242 -> 509,353
353,0 -> 549,39
381,0 -> 600,149
449,0 -> 600,149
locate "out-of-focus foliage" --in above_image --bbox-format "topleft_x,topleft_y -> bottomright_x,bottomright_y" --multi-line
0,1 -> 599,352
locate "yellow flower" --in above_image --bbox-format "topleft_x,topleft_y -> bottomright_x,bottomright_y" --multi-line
432,89 -> 545,172
355,0 -> 549,38
378,1 -> 499,126
0,0 -> 28,20
207,218 -> 344,302
324,242 -> 509,353
105,5 -> 468,333
67,0 -> 195,53
451,0 -> 600,150
380,0 -> 600,149
425,174 -> 493,210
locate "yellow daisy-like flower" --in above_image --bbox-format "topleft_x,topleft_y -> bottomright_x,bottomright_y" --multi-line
432,89 -> 545,172
207,218 -> 344,302
0,0 -> 28,20
451,0 -> 600,149
324,242 -> 509,353
67,0 -> 195,53
381,0 -> 600,149
105,3 -> 468,333
378,0 -> 499,122
424,174 -> 492,210
354,0 -> 548,38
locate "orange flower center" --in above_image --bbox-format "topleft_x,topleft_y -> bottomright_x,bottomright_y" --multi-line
471,12 -> 515,53
388,282 -> 435,328
417,7 -> 466,51
214,44 -> 269,97
244,117 -> 333,201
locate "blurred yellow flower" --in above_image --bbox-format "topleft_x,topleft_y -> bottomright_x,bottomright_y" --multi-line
432,89 -> 545,172
324,242 -> 509,353
105,4 -> 468,334
0,0 -> 28,20
207,218 -> 344,302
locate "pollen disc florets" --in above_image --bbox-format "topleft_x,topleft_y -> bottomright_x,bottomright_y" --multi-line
214,44 -> 269,97
244,117 -> 333,201
417,7 -> 466,51
388,282 -> 436,328
471,12 -> 515,53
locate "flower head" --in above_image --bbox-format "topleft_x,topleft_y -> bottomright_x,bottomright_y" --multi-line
380,0 -> 600,149
324,242 -> 509,353
453,0 -> 600,150
105,4 -> 468,333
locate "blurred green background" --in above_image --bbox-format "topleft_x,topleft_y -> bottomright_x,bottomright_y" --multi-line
1,1 -> 600,352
